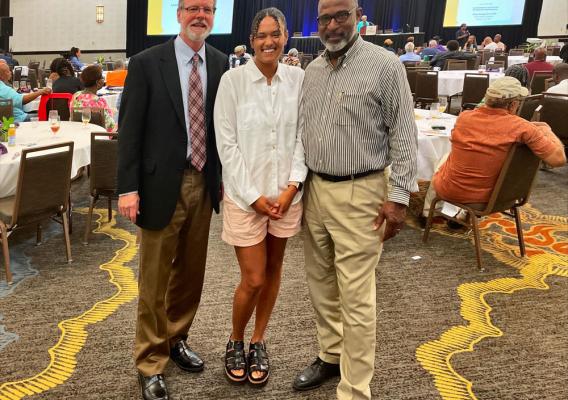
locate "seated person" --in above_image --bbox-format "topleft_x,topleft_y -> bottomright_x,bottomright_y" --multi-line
70,65 -> 116,132
494,34 -> 506,51
69,47 -> 85,71
424,77 -> 565,216
481,36 -> 498,51
282,48 -> 301,67
430,40 -> 476,69
357,15 -> 372,33
504,63 -> 529,87
525,48 -> 554,80
420,40 -> 441,59
105,59 -> 128,87
399,42 -> 421,62
546,63 -> 568,94
52,58 -> 83,94
383,38 -> 395,53
463,35 -> 478,52
0,61 -> 51,122
229,45 -> 250,69
48,57 -> 63,81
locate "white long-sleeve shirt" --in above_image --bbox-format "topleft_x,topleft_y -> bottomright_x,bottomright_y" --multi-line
214,60 -> 308,212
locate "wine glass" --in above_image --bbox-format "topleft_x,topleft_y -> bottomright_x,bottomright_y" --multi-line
81,107 -> 91,127
438,97 -> 448,114
49,110 -> 61,137
430,102 -> 440,118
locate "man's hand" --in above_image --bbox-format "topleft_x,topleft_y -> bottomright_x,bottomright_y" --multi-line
118,193 -> 140,223
373,201 -> 407,242
270,186 -> 298,218
251,196 -> 281,219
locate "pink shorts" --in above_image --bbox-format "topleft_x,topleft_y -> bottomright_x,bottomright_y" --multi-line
221,195 -> 303,247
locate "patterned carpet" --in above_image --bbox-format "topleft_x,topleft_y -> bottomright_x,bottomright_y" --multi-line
0,166 -> 567,400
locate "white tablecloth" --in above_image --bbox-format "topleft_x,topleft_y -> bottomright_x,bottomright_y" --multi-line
415,108 -> 455,180
438,70 -> 504,97
508,55 -> 562,67
0,121 -> 105,198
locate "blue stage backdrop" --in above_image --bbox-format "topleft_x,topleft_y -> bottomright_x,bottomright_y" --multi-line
127,0 -> 543,57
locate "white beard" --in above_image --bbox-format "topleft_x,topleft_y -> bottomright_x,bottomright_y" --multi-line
185,25 -> 212,42
320,26 -> 357,53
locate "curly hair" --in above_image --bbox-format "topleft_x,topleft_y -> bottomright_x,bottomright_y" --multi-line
80,65 -> 103,87
250,7 -> 287,38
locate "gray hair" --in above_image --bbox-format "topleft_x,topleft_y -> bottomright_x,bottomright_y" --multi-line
429,39 -> 437,47
178,0 -> 217,9
250,7 -> 287,38
288,48 -> 299,57
114,59 -> 125,69
405,42 -> 415,53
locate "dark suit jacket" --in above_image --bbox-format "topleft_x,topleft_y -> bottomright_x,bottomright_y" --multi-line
117,38 -> 229,230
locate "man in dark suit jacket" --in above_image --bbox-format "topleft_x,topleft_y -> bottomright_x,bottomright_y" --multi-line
117,1 -> 228,399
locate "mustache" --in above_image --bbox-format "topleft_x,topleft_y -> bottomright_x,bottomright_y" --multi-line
190,19 -> 210,28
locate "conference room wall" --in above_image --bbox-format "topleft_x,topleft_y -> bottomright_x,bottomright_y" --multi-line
127,0 -> 544,57
10,0 -> 126,53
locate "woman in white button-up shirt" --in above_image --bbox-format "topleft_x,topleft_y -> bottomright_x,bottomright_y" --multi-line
213,7 -> 307,386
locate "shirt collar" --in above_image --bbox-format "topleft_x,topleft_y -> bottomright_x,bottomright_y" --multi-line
175,35 -> 206,65
323,34 -> 364,68
247,58 -> 284,83
478,105 -> 511,116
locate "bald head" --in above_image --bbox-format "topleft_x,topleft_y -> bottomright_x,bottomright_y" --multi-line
533,48 -> 547,61
0,61 -> 10,83
319,0 -> 358,12
553,63 -> 568,83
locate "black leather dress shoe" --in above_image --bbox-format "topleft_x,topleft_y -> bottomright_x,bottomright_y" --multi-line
170,340 -> 204,372
138,373 -> 169,400
293,357 -> 340,391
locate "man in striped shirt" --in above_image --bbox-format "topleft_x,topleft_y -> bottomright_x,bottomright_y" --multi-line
292,0 -> 418,398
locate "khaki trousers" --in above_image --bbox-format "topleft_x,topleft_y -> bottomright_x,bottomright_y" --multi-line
135,168 -> 212,376
303,171 -> 387,400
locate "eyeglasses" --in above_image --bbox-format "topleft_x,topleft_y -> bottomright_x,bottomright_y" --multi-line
180,6 -> 216,15
317,8 -> 356,27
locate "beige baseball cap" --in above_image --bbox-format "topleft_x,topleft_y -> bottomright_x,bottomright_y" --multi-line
485,76 -> 529,99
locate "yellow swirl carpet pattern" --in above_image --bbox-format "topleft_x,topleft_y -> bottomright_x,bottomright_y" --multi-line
416,204 -> 568,400
0,209 -> 138,400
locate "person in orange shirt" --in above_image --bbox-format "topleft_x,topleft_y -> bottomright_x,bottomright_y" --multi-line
423,77 -> 565,218
105,59 -> 128,87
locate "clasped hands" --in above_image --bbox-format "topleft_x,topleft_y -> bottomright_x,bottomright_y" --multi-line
251,186 -> 298,220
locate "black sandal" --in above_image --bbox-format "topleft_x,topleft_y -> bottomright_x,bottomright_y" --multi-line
225,339 -> 247,384
247,342 -> 270,386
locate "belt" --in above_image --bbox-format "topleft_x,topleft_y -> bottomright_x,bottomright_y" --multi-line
315,170 -> 379,182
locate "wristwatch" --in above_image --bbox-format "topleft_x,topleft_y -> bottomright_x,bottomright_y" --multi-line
288,181 -> 303,191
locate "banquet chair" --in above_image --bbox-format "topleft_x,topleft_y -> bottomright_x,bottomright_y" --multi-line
84,132 -> 118,244
516,94 -> 542,121
461,73 -> 490,111
403,61 -> 420,67
445,59 -> 467,70
423,143 -> 541,271
551,47 -> 560,56
509,49 -> 524,56
301,54 -> 314,69
534,93 -> 568,148
493,54 -> 508,69
486,61 -> 505,71
405,66 -> 429,95
71,107 -> 105,129
530,71 -> 553,95
466,55 -> 480,70
0,99 -> 13,120
38,93 -> 73,121
481,50 -> 494,65
414,70 -> 438,108
27,69 -> 39,90
0,142 -> 74,285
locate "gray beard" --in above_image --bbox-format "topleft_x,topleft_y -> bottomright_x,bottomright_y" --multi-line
185,25 -> 212,42
320,28 -> 357,53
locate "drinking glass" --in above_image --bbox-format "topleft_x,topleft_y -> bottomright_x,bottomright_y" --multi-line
46,79 -> 53,89
81,107 -> 91,127
30,116 -> 39,128
430,102 -> 440,118
438,97 -> 447,114
48,110 -> 60,136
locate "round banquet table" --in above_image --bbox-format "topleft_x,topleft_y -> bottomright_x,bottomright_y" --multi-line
414,108 -> 456,180
508,55 -> 562,67
438,70 -> 504,97
0,121 -> 105,198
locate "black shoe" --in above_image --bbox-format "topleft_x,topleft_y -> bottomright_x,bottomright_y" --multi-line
292,357 -> 340,391
446,219 -> 463,230
138,373 -> 169,400
170,339 -> 204,372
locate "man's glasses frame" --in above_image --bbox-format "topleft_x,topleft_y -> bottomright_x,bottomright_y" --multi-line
317,7 -> 356,27
180,6 -> 216,15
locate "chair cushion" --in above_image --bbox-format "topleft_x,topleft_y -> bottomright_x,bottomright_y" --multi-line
0,196 -> 15,224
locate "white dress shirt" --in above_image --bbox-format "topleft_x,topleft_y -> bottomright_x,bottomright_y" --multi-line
546,79 -> 568,95
214,60 -> 308,211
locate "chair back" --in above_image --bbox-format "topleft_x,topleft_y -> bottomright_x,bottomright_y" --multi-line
414,70 -> 438,106
11,142 -> 74,226
530,71 -> 553,95
461,73 -> 489,108
38,93 -> 73,121
486,61 -> 505,71
467,55 -> 480,70
494,54 -> 508,69
481,50 -> 494,65
104,62 -> 115,71
0,98 -> 13,120
536,93 -> 568,146
483,143 -> 541,213
509,49 -> 524,56
90,132 -> 118,196
405,66 -> 429,94
516,94 -> 542,121
403,61 -> 420,67
13,66 -> 22,82
27,69 -> 39,89
301,54 -> 314,69
551,47 -> 560,56
71,107 -> 106,129
445,59 -> 467,70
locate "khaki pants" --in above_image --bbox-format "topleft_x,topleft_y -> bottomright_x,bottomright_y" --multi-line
422,153 -> 449,217
303,171 -> 387,400
135,168 -> 212,376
